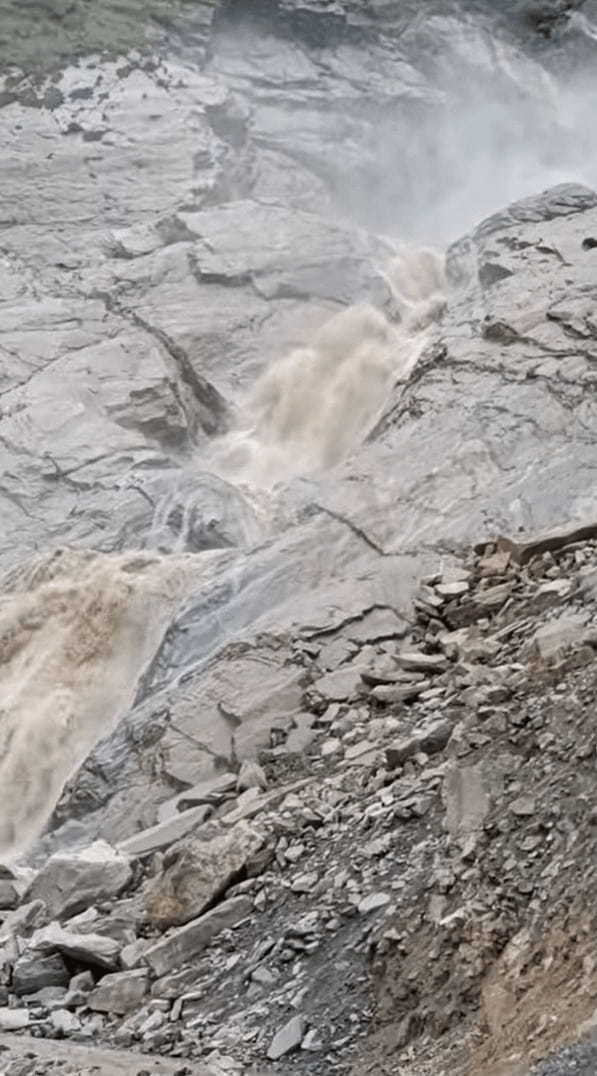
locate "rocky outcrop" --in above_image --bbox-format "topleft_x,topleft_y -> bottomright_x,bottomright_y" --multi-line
2,528 -> 597,1075
39,179 -> 597,855
2,1 -> 597,1075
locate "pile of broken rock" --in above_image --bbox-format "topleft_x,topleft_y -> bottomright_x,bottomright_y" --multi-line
3,522 -> 597,1076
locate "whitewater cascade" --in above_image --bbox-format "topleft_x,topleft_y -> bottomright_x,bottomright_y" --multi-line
0,246 -> 445,859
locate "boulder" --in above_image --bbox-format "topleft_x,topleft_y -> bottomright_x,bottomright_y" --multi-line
23,841 -> 132,922
88,969 -> 149,1015
30,924 -> 120,970
145,821 -> 264,928
12,952 -> 70,997
143,896 -> 253,977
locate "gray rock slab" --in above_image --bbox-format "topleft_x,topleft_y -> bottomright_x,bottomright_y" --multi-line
30,925 -> 121,970
386,719 -> 453,767
12,952 -> 70,997
145,821 -> 263,928
0,1008 -> 30,1030
117,808 -> 210,858
143,895 -> 253,978
267,1015 -> 308,1060
88,969 -> 149,1015
23,841 -> 132,921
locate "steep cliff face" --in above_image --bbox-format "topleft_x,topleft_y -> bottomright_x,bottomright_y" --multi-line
1,3 -> 597,1074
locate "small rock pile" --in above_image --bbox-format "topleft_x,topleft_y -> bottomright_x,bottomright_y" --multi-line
2,523 -> 597,1076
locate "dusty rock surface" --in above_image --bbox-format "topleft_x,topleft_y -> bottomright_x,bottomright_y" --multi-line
0,1030 -> 214,1075
2,2 -> 597,1076
2,531 -> 597,1075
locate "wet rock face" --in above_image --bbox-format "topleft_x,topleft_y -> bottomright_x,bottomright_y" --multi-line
1,0 -> 595,872
2,2 -> 597,1074
2,0 -> 596,572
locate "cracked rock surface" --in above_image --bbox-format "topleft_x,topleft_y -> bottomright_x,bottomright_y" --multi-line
2,2 -> 597,1076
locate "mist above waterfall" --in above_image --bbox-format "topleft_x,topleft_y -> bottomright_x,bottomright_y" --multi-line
285,5 -> 597,244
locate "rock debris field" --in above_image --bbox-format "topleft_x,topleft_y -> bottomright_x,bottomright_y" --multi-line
3,526 -> 597,1075
2,2 -> 597,1075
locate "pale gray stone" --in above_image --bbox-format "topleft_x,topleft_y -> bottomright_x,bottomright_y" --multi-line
117,808 -> 209,858
371,682 -> 425,704
50,1008 -> 81,1034
12,952 -> 70,996
145,821 -> 263,928
0,1007 -> 31,1030
236,760 -> 268,793
310,666 -> 365,702
395,651 -> 449,674
30,924 -> 120,970
267,1015 -> 308,1060
24,841 -> 132,921
386,719 -> 453,766
88,969 -> 149,1014
533,615 -> 591,661
143,896 -> 253,978
358,892 -> 391,914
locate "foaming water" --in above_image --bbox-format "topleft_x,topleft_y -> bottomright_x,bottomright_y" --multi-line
207,248 -> 446,489
0,250 -> 444,860
0,549 -> 219,861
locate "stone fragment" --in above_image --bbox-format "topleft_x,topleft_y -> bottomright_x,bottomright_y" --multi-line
89,969 -> 149,1014
51,1008 -> 81,1034
12,951 -> 70,996
442,762 -> 493,843
145,821 -> 263,928
416,586 -> 445,610
344,740 -> 377,761
371,682 -> 424,704
0,880 -> 19,910
533,616 -> 590,661
510,795 -> 536,817
386,718 -> 452,767
236,759 -> 268,792
474,583 -> 512,610
24,841 -> 132,921
435,581 -> 470,598
121,938 -> 151,970
267,1015 -> 307,1059
158,774 -> 237,822
30,924 -> 120,970
251,965 -> 277,985
494,522 -> 597,566
310,666 -> 364,702
358,892 -> 391,914
291,873 -> 318,893
536,578 -> 573,599
441,626 -> 500,662
118,808 -> 208,858
396,651 -> 449,673
320,738 -> 342,757
302,1028 -> 323,1051
0,1007 -> 30,1030
69,970 -> 95,993
28,985 -> 68,1009
319,637 -> 358,670
478,549 -> 511,576
0,901 -> 47,946
282,713 -> 318,753
143,896 -> 252,977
